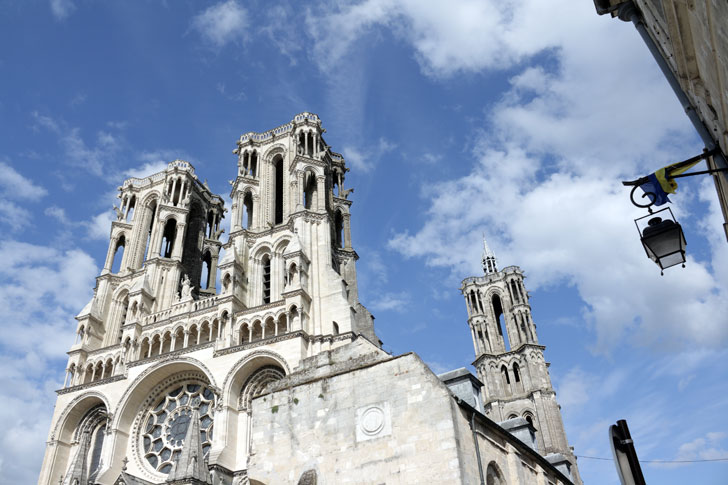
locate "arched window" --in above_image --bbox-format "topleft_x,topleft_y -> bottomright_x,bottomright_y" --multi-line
333,321 -> 339,335
239,365 -> 285,412
222,273 -> 232,294
500,365 -> 510,393
334,211 -> 344,248
200,251 -> 212,290
161,332 -> 171,353
251,320 -> 263,341
117,294 -> 129,343
492,294 -> 509,350
199,321 -> 211,344
126,195 -> 136,222
188,324 -> 199,347
262,255 -> 271,304
242,191 -> 253,229
111,235 -> 125,273
277,314 -> 287,335
286,263 -> 297,287
173,327 -> 184,351
519,314 -> 529,343
303,171 -> 317,209
140,338 -> 150,359
525,414 -> 534,428
66,405 -> 109,483
470,291 -> 479,314
251,151 -> 258,177
172,177 -> 182,206
510,280 -> 520,303
160,219 -> 177,258
142,200 -> 157,263
207,210 -> 215,238
513,362 -> 521,382
486,462 -> 504,485
273,155 -> 284,224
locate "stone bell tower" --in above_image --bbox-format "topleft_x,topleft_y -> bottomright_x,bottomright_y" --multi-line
38,113 -> 378,485
461,237 -> 581,484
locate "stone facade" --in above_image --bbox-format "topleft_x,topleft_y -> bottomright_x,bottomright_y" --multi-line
594,0 -> 728,240
38,113 -> 578,485
247,338 -> 574,485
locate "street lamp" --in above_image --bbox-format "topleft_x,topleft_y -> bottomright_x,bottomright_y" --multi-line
634,208 -> 686,274
622,148 -> 725,274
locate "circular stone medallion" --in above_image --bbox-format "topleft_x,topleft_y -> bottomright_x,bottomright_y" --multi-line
360,407 -> 385,436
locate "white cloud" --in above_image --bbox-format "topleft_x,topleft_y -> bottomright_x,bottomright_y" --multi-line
0,200 -> 33,231
372,0 -> 728,353
369,291 -> 410,313
45,206 -> 69,224
304,0 -> 580,78
0,159 -> 46,231
192,0 -> 248,48
125,152 -> 175,179
0,160 -> 48,199
342,138 -> 395,173
556,367 -> 627,411
85,211 -> 115,240
32,112 -> 124,176
50,0 -> 75,21
663,432 -> 728,468
0,240 -> 97,482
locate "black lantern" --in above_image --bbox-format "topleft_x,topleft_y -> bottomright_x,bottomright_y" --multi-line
634,208 -> 686,273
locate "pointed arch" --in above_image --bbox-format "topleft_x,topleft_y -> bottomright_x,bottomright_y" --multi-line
111,235 -> 126,273
492,293 -> 509,350
500,365 -> 511,394
272,154 -> 284,225
262,255 -> 271,304
242,190 -> 254,229
303,170 -> 317,210
160,218 -> 177,258
334,210 -> 344,248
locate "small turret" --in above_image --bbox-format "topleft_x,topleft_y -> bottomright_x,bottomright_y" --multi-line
482,235 -> 498,274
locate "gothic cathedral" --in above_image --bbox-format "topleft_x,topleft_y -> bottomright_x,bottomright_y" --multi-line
38,113 -> 580,485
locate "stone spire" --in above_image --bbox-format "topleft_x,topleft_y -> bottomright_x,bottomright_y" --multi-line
167,405 -> 211,484
481,235 -> 498,274
62,429 -> 92,485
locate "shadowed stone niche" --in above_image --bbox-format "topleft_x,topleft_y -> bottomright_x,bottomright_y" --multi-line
297,469 -> 317,485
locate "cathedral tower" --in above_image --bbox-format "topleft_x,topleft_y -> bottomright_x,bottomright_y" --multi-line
461,238 -> 581,483
38,113 -> 377,485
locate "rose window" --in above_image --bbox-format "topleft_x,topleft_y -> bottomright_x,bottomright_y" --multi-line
140,382 -> 215,474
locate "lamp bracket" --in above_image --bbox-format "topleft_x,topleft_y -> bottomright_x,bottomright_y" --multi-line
621,148 -> 725,210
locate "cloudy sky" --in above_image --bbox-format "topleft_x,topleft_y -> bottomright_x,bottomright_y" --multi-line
2,1 -> 727,483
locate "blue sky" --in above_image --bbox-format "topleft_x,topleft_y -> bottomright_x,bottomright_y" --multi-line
1,1 -> 727,483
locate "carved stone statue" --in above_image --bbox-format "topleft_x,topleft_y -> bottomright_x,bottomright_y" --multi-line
340,187 -> 354,199
179,275 -> 193,302
214,227 -> 225,240
113,205 -> 124,221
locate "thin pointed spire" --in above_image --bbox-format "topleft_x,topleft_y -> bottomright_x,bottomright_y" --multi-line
62,429 -> 92,485
167,402 -> 211,484
481,234 -> 498,275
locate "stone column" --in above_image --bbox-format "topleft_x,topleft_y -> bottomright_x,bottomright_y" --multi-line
253,194 -> 261,229
208,254 -> 219,290
296,171 -> 304,211
469,324 -> 479,355
171,223 -> 186,260
344,214 -> 352,249
316,176 -> 325,211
